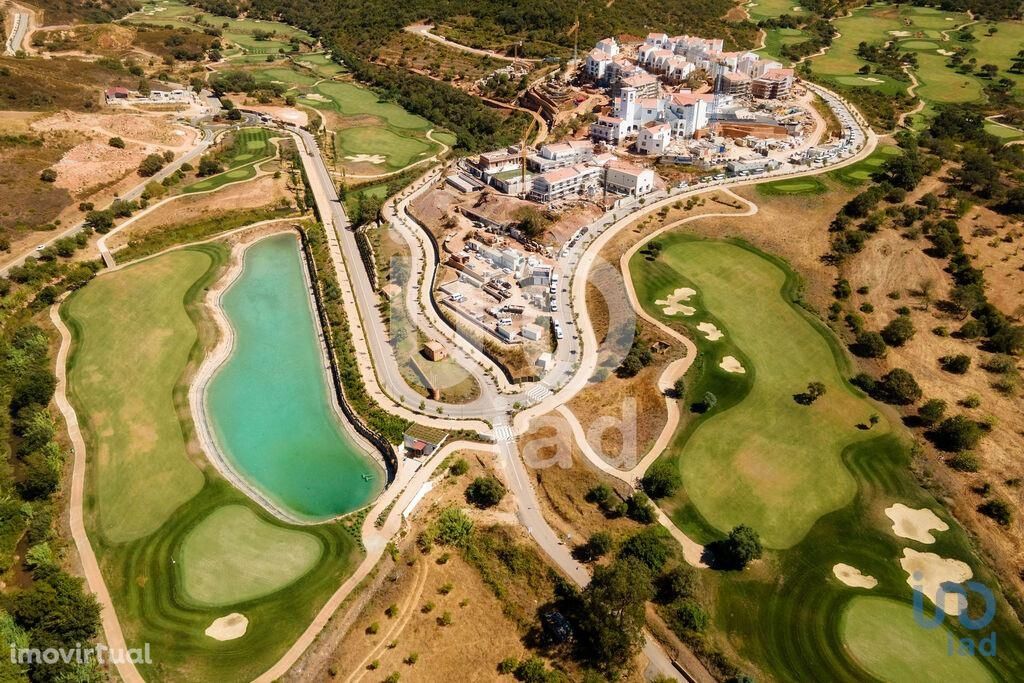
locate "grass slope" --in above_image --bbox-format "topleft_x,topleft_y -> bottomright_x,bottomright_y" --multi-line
632,237 -> 874,548
64,250 -> 208,542
63,244 -> 362,681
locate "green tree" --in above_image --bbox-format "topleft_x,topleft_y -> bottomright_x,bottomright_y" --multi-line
930,415 -> 983,452
576,558 -> 652,672
618,526 -> 671,572
465,475 -> 506,508
852,331 -> 887,358
137,153 -> 165,177
641,461 -> 681,499
108,137 -> 126,149
433,506 -> 473,546
876,368 -> 922,405
918,399 -> 947,426
881,315 -> 916,347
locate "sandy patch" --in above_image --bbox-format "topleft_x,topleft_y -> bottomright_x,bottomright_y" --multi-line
719,355 -> 745,373
241,104 -> 308,126
32,110 -> 193,147
885,503 -> 949,544
303,93 -> 330,102
833,563 -> 877,589
900,548 -> 972,615
655,287 -> 697,316
205,613 -> 248,640
696,322 -> 723,341
889,30 -> 911,37
858,77 -> 884,84
345,153 -> 388,164
937,49 -> 955,56
51,139 -> 148,197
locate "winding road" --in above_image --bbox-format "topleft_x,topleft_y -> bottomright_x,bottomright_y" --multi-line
47,52 -> 879,680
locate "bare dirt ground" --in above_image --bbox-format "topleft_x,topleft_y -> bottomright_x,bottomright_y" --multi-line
237,104 -> 309,127
846,203 -> 1024,601
105,174 -> 294,250
519,410 -> 644,543
295,449 -> 639,682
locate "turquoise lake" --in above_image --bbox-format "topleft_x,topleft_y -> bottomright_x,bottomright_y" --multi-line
206,232 -> 381,520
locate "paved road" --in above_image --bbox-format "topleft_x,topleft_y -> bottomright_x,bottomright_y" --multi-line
3,8 -> 29,55
0,126 -> 215,275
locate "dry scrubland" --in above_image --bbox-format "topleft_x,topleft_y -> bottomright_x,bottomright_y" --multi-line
306,450 -> 636,681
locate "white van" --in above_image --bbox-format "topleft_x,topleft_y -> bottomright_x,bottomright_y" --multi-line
498,317 -> 513,326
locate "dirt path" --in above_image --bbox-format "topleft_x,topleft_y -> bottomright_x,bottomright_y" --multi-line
404,22 -> 540,63
555,187 -> 759,567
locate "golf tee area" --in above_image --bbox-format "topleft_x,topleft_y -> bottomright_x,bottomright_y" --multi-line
629,235 -> 1024,681
60,242 -> 362,681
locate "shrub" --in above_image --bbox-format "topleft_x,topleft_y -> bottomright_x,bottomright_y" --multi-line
366,622 -> 380,635
137,153 -> 165,177
577,531 -> 613,562
618,527 -> 672,572
448,458 -> 469,476
852,331 -> 887,358
939,354 -> 971,374
498,658 -> 519,675
958,394 -> 981,408
947,452 -> 980,472
918,399 -> 947,426
978,499 -> 1012,526
437,612 -> 453,626
39,168 -> 57,182
433,507 -> 473,547
465,475 -> 505,508
108,137 -> 125,148
881,315 -> 915,347
642,461 -> 681,499
668,598 -> 709,633
625,492 -> 656,524
875,368 -> 922,405
385,604 -> 398,618
657,565 -> 697,604
930,415 -> 983,452
981,355 -> 1016,374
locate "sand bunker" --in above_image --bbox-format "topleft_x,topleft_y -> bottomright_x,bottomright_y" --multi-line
719,356 -> 745,374
696,322 -> 723,341
937,49 -> 955,56
656,287 -> 697,316
345,153 -> 387,164
303,93 -> 330,102
889,30 -> 911,37
833,563 -> 878,589
858,77 -> 884,84
885,503 -> 949,544
205,613 -> 248,641
900,548 -> 972,615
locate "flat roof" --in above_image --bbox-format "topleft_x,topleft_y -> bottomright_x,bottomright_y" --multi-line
404,423 -> 448,445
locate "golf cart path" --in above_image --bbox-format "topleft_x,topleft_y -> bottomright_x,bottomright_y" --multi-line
404,22 -> 540,63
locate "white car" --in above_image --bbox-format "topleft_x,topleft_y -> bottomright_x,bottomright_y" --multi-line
550,300 -> 558,312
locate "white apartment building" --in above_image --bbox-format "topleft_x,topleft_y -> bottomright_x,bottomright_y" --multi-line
526,140 -> 594,173
604,161 -> 655,196
637,122 -> 671,155
529,164 -> 603,202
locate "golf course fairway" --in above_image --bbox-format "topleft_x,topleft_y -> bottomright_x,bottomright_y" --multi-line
62,242 -> 363,681
632,237 -> 878,548
630,235 -> 1024,681
205,233 -> 382,520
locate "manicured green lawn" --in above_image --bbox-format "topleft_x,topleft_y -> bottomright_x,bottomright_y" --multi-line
809,4 -> 982,104
829,144 -> 901,186
179,505 -> 324,606
984,121 -> 1024,141
755,176 -> 827,196
63,244 -> 363,682
842,597 -> 994,682
629,234 -> 1024,682
632,238 -> 882,548
183,128 -> 274,193
251,67 -> 318,87
309,82 -> 433,131
336,126 -> 434,170
64,250 -> 209,543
